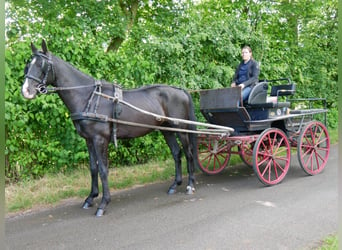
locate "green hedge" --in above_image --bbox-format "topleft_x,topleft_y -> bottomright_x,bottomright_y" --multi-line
5,0 -> 337,182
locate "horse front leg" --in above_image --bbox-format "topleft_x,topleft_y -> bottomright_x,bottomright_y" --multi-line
82,140 -> 99,209
162,132 -> 182,194
93,137 -> 111,217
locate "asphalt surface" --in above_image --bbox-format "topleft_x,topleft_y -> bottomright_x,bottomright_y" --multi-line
5,145 -> 338,250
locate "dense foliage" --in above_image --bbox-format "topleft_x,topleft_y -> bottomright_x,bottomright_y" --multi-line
5,0 -> 338,182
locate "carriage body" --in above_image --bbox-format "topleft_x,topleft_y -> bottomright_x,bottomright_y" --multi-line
197,78 -> 330,185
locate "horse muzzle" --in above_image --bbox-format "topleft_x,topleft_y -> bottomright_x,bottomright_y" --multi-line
22,78 -> 38,99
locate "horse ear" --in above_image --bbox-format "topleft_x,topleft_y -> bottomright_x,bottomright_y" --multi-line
41,39 -> 48,54
31,42 -> 38,54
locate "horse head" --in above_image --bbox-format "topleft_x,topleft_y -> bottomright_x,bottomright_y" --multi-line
22,40 -> 55,99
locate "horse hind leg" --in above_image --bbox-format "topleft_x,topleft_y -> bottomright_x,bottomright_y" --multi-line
162,131 -> 182,194
178,133 -> 196,195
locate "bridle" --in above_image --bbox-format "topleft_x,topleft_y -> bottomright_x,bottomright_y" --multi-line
25,52 -> 98,94
25,52 -> 55,94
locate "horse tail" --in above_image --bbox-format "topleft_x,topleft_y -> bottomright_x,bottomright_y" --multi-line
184,90 -> 199,172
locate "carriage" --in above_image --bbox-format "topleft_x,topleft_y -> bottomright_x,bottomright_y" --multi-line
197,78 -> 330,185
22,40 -> 330,216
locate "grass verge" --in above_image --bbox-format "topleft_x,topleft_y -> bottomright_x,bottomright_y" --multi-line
5,159 -> 176,215
318,234 -> 338,249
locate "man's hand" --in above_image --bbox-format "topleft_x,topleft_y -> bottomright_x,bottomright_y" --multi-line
231,82 -> 244,89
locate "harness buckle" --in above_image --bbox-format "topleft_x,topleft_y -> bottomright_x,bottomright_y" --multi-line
37,84 -> 48,94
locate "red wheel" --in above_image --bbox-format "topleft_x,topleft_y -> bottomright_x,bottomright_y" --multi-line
297,121 -> 330,175
253,128 -> 291,185
239,142 -> 254,168
197,135 -> 230,175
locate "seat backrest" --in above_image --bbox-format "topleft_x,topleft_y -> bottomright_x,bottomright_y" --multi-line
248,81 -> 268,104
270,84 -> 296,97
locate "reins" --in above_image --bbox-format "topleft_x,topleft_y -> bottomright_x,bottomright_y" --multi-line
25,53 -> 234,139
46,85 -> 96,92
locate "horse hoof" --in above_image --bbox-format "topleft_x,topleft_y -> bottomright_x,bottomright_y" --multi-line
186,186 -> 195,195
167,188 -> 176,195
82,201 -> 92,209
95,208 -> 105,217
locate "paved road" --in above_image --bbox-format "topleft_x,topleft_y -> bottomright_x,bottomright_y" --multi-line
5,145 -> 338,250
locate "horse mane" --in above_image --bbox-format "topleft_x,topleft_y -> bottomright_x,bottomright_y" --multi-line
124,84 -> 187,93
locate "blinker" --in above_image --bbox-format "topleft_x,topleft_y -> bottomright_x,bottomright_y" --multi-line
24,52 -> 54,94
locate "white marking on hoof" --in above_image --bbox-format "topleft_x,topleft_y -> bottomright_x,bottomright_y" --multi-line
186,185 -> 195,194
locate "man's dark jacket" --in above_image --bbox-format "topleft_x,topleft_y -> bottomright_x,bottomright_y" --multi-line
232,59 -> 260,88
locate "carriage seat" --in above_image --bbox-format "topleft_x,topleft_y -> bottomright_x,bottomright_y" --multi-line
270,83 -> 296,98
246,82 -> 295,108
247,81 -> 268,105
267,83 -> 296,108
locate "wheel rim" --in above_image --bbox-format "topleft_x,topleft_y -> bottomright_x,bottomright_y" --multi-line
253,128 -> 291,185
197,135 -> 230,175
297,121 -> 330,175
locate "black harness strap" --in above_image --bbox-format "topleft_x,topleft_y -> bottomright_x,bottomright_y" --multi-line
70,112 -> 109,122
70,82 -> 123,147
84,80 -> 102,114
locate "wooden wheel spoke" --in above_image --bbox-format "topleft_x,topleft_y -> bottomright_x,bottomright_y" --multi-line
198,137 -> 230,175
257,153 -> 270,166
273,158 -> 285,173
200,152 -> 212,162
298,121 -> 330,175
273,146 -> 287,156
214,154 -> 224,166
316,136 -> 328,146
314,151 -> 321,171
253,128 -> 291,185
260,160 -> 272,179
273,137 -> 284,153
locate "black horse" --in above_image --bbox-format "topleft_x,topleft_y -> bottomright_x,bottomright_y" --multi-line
22,40 -> 198,216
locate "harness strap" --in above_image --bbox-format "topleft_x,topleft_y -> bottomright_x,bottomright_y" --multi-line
84,80 -> 102,114
47,85 -> 95,92
94,80 -> 102,114
69,111 -> 230,137
112,84 -> 118,147
112,84 -> 123,147
70,112 -> 109,122
71,83 -> 123,147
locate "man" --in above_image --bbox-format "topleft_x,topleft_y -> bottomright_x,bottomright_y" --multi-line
231,46 -> 260,101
